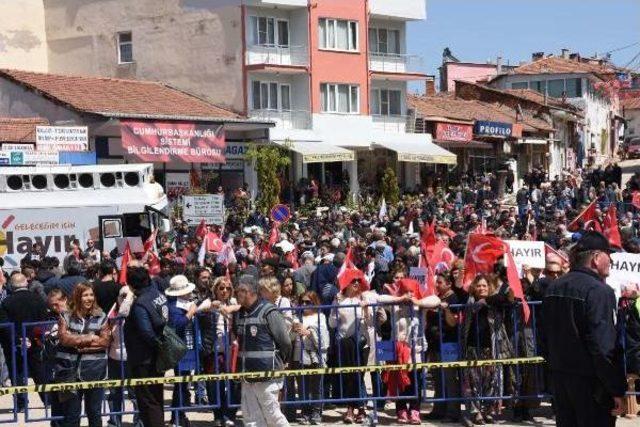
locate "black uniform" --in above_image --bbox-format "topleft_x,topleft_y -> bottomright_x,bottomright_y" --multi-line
542,268 -> 626,427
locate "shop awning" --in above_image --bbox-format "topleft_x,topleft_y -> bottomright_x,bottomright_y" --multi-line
276,140 -> 354,163
374,140 -> 457,165
517,138 -> 548,145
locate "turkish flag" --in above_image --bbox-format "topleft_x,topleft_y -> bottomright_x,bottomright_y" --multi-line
268,221 -> 280,250
632,192 -> 640,210
337,246 -> 356,288
503,241 -> 530,324
428,239 -> 456,268
143,229 -> 158,253
567,200 -> 597,232
603,204 -> 622,249
195,218 -> 208,239
118,241 -> 131,286
463,234 -> 505,286
206,232 -> 224,252
421,219 -> 437,247
147,251 -> 161,276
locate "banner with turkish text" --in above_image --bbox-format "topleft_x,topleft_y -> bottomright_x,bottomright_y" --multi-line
121,120 -> 225,163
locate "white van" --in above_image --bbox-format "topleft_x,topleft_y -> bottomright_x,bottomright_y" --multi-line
0,163 -> 169,269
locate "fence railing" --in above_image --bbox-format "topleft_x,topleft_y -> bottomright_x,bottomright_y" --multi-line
0,300 -> 637,424
245,45 -> 309,67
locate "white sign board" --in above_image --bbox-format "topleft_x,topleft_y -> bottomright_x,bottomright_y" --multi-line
608,252 -> 640,300
182,194 -> 224,225
165,172 -> 190,200
36,126 -> 88,152
505,240 -> 546,271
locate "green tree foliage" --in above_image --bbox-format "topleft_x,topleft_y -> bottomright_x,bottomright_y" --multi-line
380,166 -> 400,205
246,144 -> 291,214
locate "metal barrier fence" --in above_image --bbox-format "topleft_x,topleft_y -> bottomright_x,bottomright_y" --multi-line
0,300 -> 638,424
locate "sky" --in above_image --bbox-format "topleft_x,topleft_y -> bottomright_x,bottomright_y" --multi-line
407,0 -> 640,92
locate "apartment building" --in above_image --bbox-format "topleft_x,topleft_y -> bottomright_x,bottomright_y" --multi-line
2,0 -> 454,196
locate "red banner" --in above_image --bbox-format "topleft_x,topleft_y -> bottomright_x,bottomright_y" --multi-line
120,121 -> 225,163
435,122 -> 472,142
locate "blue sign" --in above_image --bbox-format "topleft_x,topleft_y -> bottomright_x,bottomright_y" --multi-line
59,151 -> 97,165
10,151 -> 24,165
474,121 -> 512,137
270,204 -> 291,223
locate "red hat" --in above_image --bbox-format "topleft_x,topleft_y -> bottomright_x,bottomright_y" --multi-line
339,268 -> 369,292
397,278 -> 420,296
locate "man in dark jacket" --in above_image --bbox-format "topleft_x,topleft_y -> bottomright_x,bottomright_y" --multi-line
542,231 -> 627,426
92,261 -> 120,313
124,267 -> 168,427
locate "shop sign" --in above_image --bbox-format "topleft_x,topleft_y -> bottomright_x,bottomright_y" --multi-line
121,121 -> 226,164
36,126 -> 88,152
435,123 -> 473,142
0,151 -> 9,165
512,123 -> 523,138
474,121 -> 512,137
182,194 -> 225,225
1,144 -> 59,165
202,160 -> 244,171
165,172 -> 190,199
225,142 -> 248,158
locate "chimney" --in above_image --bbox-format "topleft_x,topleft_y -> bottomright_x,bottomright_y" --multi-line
532,52 -> 544,61
496,56 -> 503,74
425,78 -> 436,96
569,52 -> 581,61
561,48 -> 570,59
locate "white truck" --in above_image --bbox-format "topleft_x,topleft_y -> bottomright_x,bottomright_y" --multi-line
0,163 -> 169,269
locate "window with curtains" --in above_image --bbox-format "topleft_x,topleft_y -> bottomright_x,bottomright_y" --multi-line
318,18 -> 358,51
249,16 -> 289,47
320,83 -> 359,113
370,89 -> 402,115
251,81 -> 291,110
547,79 -> 565,98
368,28 -> 400,55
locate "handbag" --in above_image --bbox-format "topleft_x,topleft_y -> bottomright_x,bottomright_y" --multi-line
155,325 -> 188,372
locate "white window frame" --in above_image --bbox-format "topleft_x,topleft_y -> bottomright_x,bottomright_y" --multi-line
251,80 -> 291,111
250,15 -> 290,47
318,18 -> 359,52
369,27 -> 401,55
370,88 -> 402,116
320,83 -> 360,114
117,31 -> 133,64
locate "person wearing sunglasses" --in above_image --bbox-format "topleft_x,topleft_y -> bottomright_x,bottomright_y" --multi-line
291,291 -> 329,425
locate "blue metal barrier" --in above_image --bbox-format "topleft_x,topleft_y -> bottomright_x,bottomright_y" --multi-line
5,299 -> 640,423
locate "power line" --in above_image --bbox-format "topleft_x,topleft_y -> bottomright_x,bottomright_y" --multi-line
599,41 -> 640,56
623,49 -> 640,69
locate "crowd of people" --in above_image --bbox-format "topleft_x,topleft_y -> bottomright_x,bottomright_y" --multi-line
0,163 -> 639,427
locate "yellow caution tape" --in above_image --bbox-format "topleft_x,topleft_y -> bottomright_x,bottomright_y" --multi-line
0,357 -> 544,396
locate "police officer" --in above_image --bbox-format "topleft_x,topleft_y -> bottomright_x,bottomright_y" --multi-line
542,231 -> 627,426
234,274 -> 292,427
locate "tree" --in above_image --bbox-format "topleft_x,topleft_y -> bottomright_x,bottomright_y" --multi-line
380,166 -> 400,205
246,144 -> 291,214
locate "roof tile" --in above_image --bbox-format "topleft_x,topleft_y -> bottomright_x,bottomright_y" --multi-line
0,69 -> 240,120
510,56 -> 618,77
0,117 -> 49,143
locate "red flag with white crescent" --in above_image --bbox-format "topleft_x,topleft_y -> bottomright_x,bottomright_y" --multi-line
603,204 -> 622,249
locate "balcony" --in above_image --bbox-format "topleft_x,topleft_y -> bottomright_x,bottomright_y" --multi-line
246,45 -> 309,69
250,109 -> 312,130
369,0 -> 427,20
369,52 -> 423,75
372,114 -> 413,133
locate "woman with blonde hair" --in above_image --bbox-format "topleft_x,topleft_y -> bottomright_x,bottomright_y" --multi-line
55,283 -> 111,427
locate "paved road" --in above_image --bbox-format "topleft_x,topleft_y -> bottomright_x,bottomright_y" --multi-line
6,397 -> 638,426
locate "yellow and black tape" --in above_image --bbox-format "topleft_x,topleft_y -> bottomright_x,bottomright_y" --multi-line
0,357 -> 544,396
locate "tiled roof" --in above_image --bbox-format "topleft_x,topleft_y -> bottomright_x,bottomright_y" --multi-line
502,88 -> 568,108
0,117 -> 49,143
622,97 -> 640,110
509,56 -> 617,77
408,94 -> 553,133
0,69 -> 241,121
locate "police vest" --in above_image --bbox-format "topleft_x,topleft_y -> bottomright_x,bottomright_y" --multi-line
55,312 -> 108,382
236,300 -> 279,373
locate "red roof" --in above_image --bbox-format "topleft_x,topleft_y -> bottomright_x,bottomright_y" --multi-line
502,88 -> 568,108
622,97 -> 640,110
408,94 -> 553,132
509,56 -> 618,78
0,69 -> 241,121
0,117 -> 49,143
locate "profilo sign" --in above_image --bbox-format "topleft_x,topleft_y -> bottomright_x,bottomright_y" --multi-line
474,121 -> 512,138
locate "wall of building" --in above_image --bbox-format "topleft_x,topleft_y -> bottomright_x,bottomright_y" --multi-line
442,63 -> 498,92
369,0 -> 427,20
0,0 -> 48,72
43,0 -> 244,112
626,109 -> 640,138
309,0 -> 369,114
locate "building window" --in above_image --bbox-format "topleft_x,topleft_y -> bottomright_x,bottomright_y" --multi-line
368,28 -> 400,55
321,83 -> 359,113
548,79 -> 565,98
117,32 -> 133,64
371,89 -> 402,115
511,82 -> 528,90
250,16 -> 289,47
531,80 -> 546,94
319,18 -> 358,51
565,78 -> 582,97
251,81 -> 290,110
